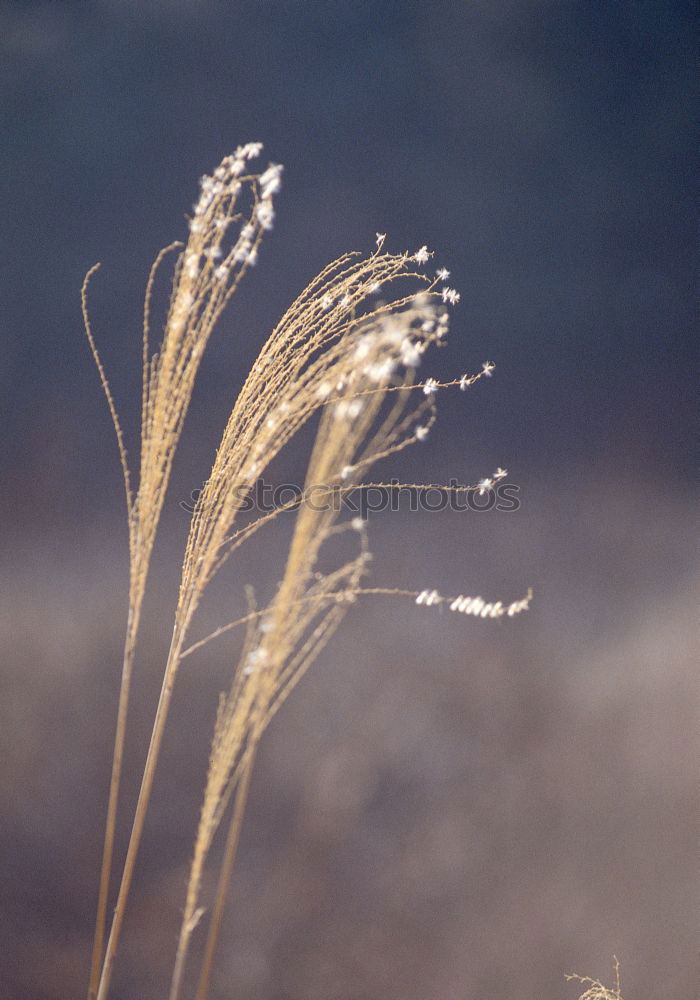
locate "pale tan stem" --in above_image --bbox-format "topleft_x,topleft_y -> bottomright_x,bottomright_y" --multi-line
168,791 -> 218,1000
195,750 -> 257,1000
168,897 -> 204,1000
95,630 -> 185,1000
87,605 -> 141,1000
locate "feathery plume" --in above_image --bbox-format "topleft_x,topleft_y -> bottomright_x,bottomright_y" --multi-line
84,143 -> 281,1000
88,158 -> 532,1000
566,958 -> 623,1000
173,293 -> 457,998
95,242 -> 462,1000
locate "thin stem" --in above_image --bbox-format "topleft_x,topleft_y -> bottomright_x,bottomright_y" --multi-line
180,586 -> 422,660
95,630 -> 185,1000
83,259 -> 140,1000
87,606 -> 141,1000
168,898 -> 204,1000
195,750 -> 257,1000
81,264 -> 133,519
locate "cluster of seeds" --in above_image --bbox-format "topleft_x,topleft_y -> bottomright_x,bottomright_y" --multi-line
416,587 -> 533,618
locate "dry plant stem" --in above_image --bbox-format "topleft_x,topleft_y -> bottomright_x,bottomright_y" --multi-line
194,752 -> 257,1000
96,254 -> 427,997
93,216 -> 513,997
82,264 -> 138,1000
180,582 -> 532,662
168,278 -> 524,994
86,145 -> 280,998
167,717 -> 258,1000
173,319 -> 482,994
87,608 -> 140,999
95,630 -> 186,1000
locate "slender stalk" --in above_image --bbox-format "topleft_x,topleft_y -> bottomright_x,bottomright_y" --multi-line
95,630 -> 185,1000
195,751 -> 257,1000
85,204 -> 515,1000
87,606 -> 141,1000
82,262 -> 141,1000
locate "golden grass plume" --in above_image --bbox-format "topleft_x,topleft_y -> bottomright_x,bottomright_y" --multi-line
83,143 -> 283,999
86,150 -> 531,1000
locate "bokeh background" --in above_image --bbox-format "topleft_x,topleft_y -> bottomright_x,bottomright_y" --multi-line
0,2 -> 696,998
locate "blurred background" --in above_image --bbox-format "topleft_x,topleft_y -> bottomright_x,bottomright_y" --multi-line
0,2 -> 696,998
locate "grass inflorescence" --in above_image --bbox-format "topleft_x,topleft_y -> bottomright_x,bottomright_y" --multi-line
83,144 -> 531,1000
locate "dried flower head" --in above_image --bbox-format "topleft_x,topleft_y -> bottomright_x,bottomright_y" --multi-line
87,151 -> 532,1000
566,958 -> 623,1000
170,267 -> 459,999
83,143 -> 283,1000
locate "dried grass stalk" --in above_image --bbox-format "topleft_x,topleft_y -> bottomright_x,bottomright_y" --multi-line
174,297 -> 442,999
89,160 -> 530,997
83,142 -> 281,999
95,240 -> 455,999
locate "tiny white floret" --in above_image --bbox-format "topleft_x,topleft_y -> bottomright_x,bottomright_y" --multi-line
256,200 -> 275,230
413,245 -> 431,265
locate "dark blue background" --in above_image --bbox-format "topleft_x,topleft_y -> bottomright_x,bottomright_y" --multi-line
1,0 -> 695,518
